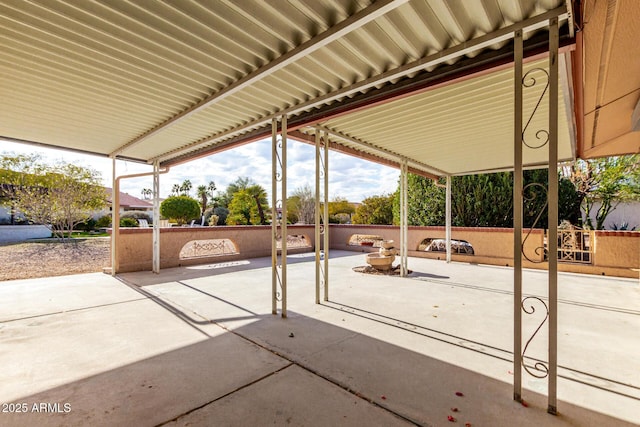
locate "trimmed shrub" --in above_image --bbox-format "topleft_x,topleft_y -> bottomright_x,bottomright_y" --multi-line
121,211 -> 152,224
160,196 -> 200,225
76,218 -> 97,231
96,215 -> 112,228
119,217 -> 138,227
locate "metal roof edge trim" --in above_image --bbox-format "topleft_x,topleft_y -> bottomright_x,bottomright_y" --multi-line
0,135 -> 147,163
450,156 -> 576,176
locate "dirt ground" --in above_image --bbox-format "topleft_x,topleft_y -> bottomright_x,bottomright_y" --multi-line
0,238 -> 110,281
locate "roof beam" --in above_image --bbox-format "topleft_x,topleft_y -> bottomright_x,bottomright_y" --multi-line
0,135 -> 146,163
153,6 -> 569,164
110,0 -> 409,158
288,130 -> 439,180
313,125 -> 447,177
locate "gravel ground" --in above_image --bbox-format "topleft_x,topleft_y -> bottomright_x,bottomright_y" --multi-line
0,238 -> 110,281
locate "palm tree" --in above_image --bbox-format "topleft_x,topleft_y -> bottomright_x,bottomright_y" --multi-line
171,184 -> 180,196
207,180 -> 217,197
222,177 -> 268,224
179,179 -> 192,196
246,184 -> 269,225
197,185 -> 208,214
141,188 -> 152,200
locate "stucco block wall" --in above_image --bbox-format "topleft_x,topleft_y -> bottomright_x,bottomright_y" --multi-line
115,225 -> 316,273
329,225 -> 638,278
0,225 -> 52,243
112,225 -> 638,278
593,231 -> 639,270
329,225 -> 545,266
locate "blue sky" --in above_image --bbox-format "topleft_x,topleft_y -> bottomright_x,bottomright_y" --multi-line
1,138 -> 400,202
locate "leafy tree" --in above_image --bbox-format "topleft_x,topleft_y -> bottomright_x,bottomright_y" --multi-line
451,173 -> 514,227
0,153 -> 39,225
226,189 -> 259,225
566,155 -> 639,229
394,170 -> 580,228
328,197 -> 355,223
222,177 -> 269,224
393,174 -> 444,226
285,196 -> 300,224
288,184 -> 315,224
219,177 -> 253,207
0,153 -> 107,240
352,194 -> 394,224
159,195 -> 200,225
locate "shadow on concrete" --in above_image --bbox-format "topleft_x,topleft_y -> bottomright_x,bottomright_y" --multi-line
3,302 -> 636,427
407,271 -> 450,280
119,250 -> 358,287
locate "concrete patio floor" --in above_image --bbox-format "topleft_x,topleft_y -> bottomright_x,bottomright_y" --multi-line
1,251 -> 638,426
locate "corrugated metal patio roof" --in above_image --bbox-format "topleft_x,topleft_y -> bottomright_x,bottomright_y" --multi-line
0,1 -> 594,177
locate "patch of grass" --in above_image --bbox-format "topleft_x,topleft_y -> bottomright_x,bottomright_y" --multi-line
71,231 -> 109,238
48,231 -> 110,239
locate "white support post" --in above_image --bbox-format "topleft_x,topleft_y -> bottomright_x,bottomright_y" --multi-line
111,163 -> 168,276
513,28 -> 524,403
271,116 -> 288,317
152,160 -> 160,274
445,175 -> 452,264
547,16 -> 559,416
315,131 -> 321,304
400,159 -> 408,276
281,115 -> 288,318
111,158 -> 119,276
271,118 -> 278,315
323,130 -> 329,301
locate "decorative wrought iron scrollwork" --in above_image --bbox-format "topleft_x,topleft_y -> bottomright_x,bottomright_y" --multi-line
319,147 -> 326,179
274,137 -> 284,182
522,67 -> 550,149
521,296 -> 549,378
522,183 -> 548,263
274,264 -> 283,302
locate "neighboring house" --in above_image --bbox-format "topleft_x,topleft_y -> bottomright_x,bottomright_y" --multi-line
0,187 -> 155,224
95,188 -> 155,221
582,201 -> 640,230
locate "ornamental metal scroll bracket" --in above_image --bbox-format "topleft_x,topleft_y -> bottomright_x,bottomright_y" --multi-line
521,296 -> 550,378
274,137 -> 284,182
319,141 -> 327,179
522,67 -> 550,149
522,183 -> 548,263
274,265 -> 283,302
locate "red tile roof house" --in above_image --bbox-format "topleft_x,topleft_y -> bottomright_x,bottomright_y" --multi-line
0,187 -> 155,243
97,188 -> 154,222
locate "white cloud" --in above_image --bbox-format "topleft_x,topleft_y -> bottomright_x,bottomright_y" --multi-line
1,138 -> 400,202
